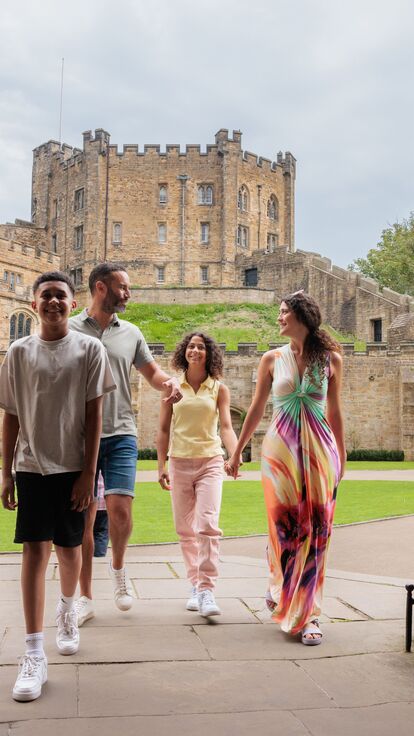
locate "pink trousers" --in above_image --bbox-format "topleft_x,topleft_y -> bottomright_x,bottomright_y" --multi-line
169,456 -> 224,591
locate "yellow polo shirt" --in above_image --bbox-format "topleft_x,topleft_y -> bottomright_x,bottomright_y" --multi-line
169,374 -> 223,458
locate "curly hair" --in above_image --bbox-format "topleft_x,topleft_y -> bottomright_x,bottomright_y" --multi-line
281,291 -> 342,382
171,332 -> 224,378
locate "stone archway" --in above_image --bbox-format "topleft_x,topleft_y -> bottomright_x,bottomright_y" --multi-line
230,405 -> 251,461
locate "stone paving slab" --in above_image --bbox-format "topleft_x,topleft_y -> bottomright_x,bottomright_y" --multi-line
243,595 -> 369,623
299,652 -> 414,707
0,595 -> 258,631
0,564 -> 55,581
327,568 -> 409,587
324,578 -> 405,619
78,660 -> 335,716
0,664 -> 77,722
7,711 -> 309,736
295,702 -> 414,736
172,560 -> 268,578
81,596 -> 257,626
0,624 -> 210,665
55,561 -> 177,580
219,553 -> 267,566
194,619 -> 403,660
135,577 -> 267,599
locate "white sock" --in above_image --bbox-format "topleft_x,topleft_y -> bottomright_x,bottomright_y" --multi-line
110,561 -> 124,573
58,593 -> 75,613
25,632 -> 44,658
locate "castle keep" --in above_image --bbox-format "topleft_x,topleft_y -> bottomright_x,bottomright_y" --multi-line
30,128 -> 295,289
1,127 -> 414,457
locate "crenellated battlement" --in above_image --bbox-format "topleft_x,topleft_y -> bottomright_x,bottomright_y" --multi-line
108,141 -> 220,160
145,341 -> 414,357
33,128 -> 292,174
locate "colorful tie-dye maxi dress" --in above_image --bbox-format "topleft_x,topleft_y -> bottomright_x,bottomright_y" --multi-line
261,344 -> 341,635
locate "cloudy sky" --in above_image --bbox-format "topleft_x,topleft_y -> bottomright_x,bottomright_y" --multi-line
1,0 -> 413,267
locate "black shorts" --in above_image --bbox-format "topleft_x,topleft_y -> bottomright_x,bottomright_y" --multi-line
15,472 -> 85,547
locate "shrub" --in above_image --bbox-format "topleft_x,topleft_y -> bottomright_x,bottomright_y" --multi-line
138,448 -> 157,460
347,449 -> 404,461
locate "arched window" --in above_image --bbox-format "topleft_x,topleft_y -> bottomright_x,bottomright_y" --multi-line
9,315 -> 16,343
113,223 -> 122,244
267,195 -> 278,220
18,313 -> 24,340
198,184 -> 213,205
159,185 -> 168,204
9,312 -> 33,344
237,185 -> 249,211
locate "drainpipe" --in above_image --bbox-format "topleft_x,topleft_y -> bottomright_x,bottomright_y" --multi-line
103,139 -> 110,261
177,175 -> 189,285
257,184 -> 262,250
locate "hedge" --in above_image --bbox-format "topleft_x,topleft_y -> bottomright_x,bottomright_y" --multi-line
347,449 -> 404,461
138,448 -> 158,460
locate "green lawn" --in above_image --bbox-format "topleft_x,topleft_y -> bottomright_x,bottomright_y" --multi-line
239,461 -> 414,471
137,460 -> 414,472
1,480 -> 414,553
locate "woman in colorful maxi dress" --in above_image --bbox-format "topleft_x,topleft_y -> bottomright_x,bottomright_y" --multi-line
227,292 -> 346,644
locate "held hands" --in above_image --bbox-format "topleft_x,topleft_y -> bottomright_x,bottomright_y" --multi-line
1,474 -> 17,510
162,376 -> 183,405
71,471 -> 94,512
224,454 -> 243,479
158,471 -> 171,491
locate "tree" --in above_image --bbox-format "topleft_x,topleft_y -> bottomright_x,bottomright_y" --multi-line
350,213 -> 414,296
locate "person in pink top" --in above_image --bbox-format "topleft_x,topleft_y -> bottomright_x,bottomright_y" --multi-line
157,333 -> 240,617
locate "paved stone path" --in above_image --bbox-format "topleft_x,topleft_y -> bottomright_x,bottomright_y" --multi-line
1,517 -> 414,735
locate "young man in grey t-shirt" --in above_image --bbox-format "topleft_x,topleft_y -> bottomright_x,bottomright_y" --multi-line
0,271 -> 115,701
69,263 -> 182,625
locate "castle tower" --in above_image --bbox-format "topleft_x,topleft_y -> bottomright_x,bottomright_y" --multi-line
30,128 -> 295,289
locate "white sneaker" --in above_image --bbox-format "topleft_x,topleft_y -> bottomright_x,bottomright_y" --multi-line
198,589 -> 221,617
74,596 -> 95,627
109,562 -> 134,611
13,654 -> 48,702
56,609 -> 79,655
186,586 -> 199,611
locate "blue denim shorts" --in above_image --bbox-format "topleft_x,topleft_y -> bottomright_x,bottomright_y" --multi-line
95,435 -> 138,498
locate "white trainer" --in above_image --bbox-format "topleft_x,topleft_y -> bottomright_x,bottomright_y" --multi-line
109,562 -> 134,611
198,589 -> 221,617
56,610 -> 80,655
186,585 -> 199,611
13,654 -> 48,702
74,596 -> 95,627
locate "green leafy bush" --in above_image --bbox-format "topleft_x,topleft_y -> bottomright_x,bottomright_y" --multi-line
138,448 -> 158,460
347,449 -> 404,461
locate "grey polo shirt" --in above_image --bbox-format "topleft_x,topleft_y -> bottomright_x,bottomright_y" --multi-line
69,309 -> 154,438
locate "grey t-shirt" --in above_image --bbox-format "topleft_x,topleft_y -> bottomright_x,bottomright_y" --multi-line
0,332 -> 116,475
69,309 -> 154,437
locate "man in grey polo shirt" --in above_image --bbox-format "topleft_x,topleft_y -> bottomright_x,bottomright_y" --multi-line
69,262 -> 182,625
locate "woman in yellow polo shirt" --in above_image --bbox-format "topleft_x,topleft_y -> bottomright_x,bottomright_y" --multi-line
157,332 -> 239,617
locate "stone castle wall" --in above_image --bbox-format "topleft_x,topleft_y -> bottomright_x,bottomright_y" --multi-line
132,342 -> 414,461
236,248 -> 414,341
30,128 -> 295,290
0,225 -> 60,350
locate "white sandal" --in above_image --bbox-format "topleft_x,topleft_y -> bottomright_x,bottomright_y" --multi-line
301,619 -> 322,646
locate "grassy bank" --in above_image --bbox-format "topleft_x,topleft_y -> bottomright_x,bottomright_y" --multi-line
114,302 -> 363,352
